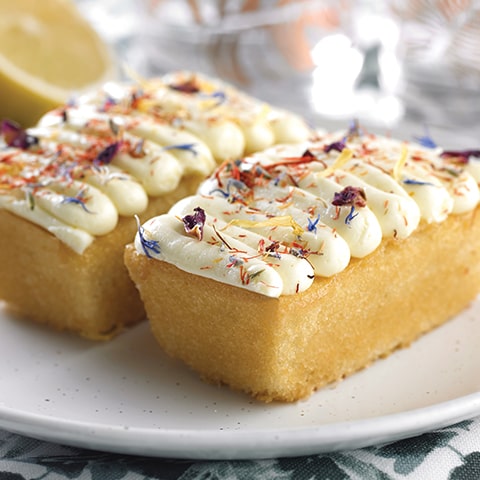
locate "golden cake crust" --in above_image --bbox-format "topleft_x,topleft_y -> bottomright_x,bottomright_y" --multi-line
125,209 -> 480,402
0,174 -> 202,339
0,72 -> 313,339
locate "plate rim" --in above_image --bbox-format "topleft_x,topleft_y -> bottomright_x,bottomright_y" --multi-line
1,391 -> 479,460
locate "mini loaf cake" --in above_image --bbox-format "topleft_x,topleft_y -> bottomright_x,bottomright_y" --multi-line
125,123 -> 480,402
0,71 -> 311,339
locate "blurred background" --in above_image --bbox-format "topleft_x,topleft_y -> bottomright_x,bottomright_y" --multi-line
6,0 -> 480,145
74,0 -> 480,145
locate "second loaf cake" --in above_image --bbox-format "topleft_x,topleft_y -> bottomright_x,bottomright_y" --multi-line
0,71 -> 312,339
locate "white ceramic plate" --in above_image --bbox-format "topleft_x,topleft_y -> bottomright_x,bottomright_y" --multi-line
0,299 -> 479,460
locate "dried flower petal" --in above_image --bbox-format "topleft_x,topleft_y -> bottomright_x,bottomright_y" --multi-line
301,149 -> 315,159
210,178 -> 248,199
109,118 -> 121,136
441,150 -> 480,164
324,138 -> 346,153
169,79 -> 200,94
414,134 -> 437,149
332,186 -> 367,208
162,143 -> 198,156
403,178 -> 435,186
347,118 -> 361,138
229,216 -> 304,237
131,139 -> 145,158
1,119 -> 39,149
61,196 -> 93,213
345,206 -> 359,225
201,90 -> 226,105
182,207 -> 206,240
101,96 -> 117,112
94,142 -> 120,166
135,215 -> 161,258
307,214 -> 321,233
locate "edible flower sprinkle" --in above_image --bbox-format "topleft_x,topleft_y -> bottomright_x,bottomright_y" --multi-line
0,71 -> 314,257
162,143 -> 198,156
403,178 -> 435,186
441,150 -> 480,164
61,195 -> 94,213
332,186 -> 367,226
228,216 -> 304,237
332,186 -> 367,209
135,119 -> 480,298
307,214 -> 321,233
182,207 -> 206,240
94,142 -> 120,166
1,119 -> 39,149
414,133 -> 437,149
135,215 -> 161,258
324,138 -> 346,153
347,118 -> 361,137
210,178 -> 249,199
168,79 -> 200,94
393,145 -> 409,181
318,148 -> 353,177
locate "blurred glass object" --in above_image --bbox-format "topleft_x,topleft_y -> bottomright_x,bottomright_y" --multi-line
134,0 -> 401,127
389,0 -> 480,132
73,0 -> 410,129
139,0 -> 348,111
310,1 -> 404,127
74,0 -> 149,74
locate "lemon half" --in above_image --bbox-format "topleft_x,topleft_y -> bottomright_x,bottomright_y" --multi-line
0,0 -> 115,126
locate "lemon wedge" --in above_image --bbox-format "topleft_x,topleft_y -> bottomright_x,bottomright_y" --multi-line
0,0 -> 115,126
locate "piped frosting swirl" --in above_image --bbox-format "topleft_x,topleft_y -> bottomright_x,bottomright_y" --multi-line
0,72 -> 312,254
134,126 -> 480,297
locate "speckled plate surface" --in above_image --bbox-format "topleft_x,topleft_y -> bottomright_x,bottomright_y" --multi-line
0,298 -> 479,460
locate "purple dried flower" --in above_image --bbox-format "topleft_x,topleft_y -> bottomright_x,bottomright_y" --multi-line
324,138 -> 347,153
182,207 -> 206,241
332,186 -> 367,208
1,119 -> 39,149
440,150 -> 480,164
94,142 -> 120,166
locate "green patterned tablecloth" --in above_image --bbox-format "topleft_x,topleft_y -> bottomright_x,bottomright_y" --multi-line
1,417 -> 479,479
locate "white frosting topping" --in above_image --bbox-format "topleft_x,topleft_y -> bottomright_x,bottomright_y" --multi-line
136,213 -> 313,297
0,72 -> 312,254
134,128 -> 480,297
83,71 -> 312,160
